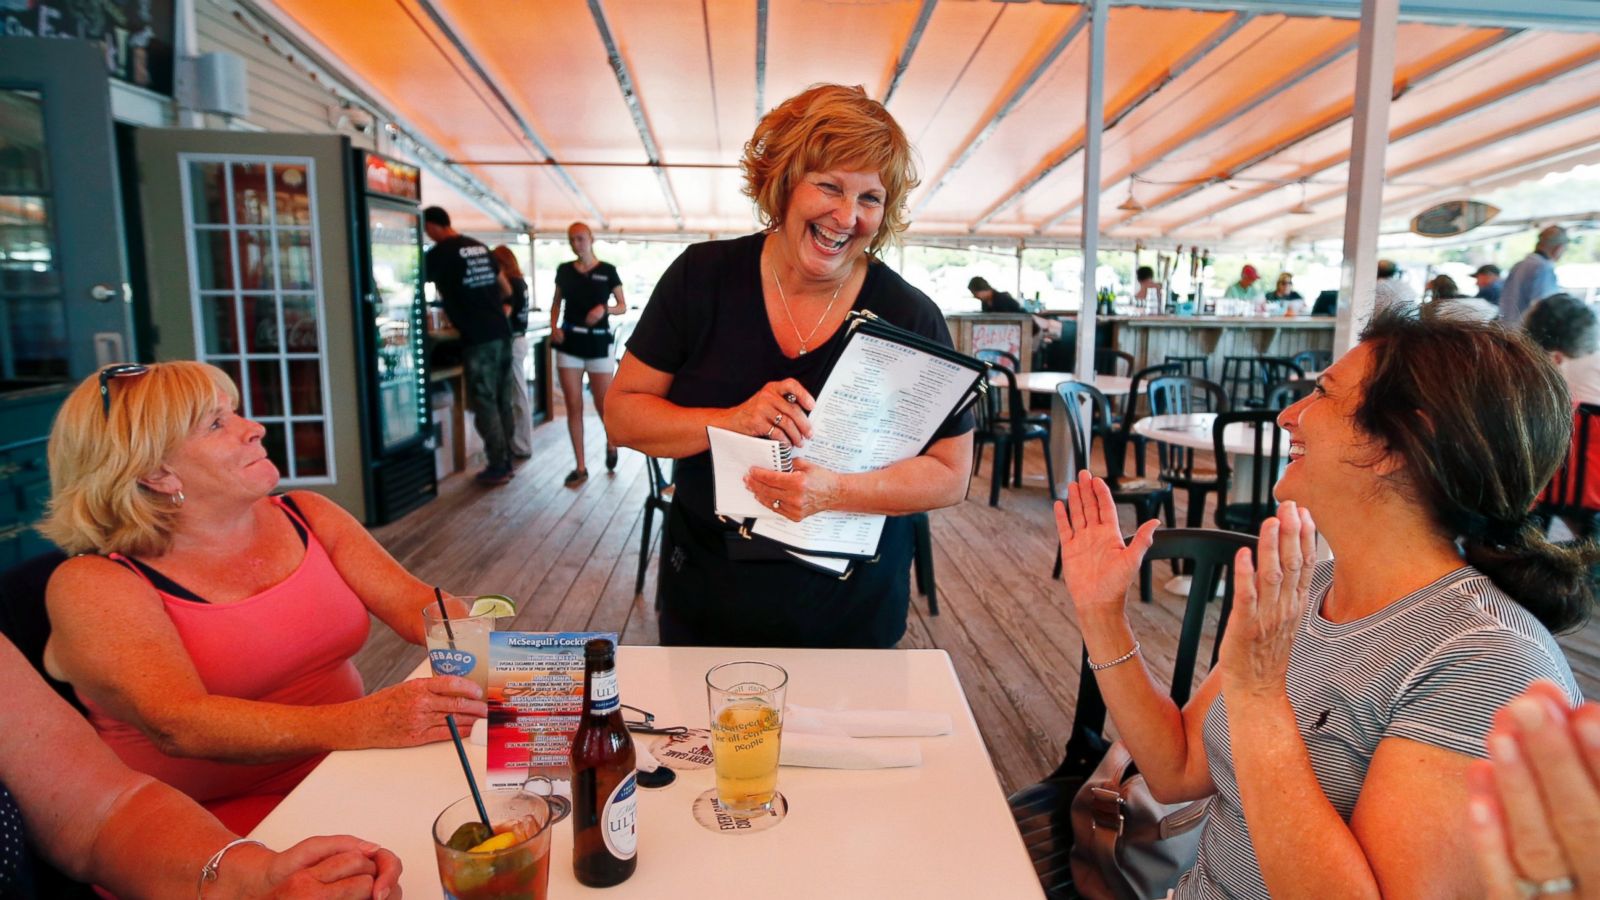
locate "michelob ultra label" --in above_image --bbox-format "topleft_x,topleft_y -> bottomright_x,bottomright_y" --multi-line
589,668 -> 620,714
603,773 -> 638,860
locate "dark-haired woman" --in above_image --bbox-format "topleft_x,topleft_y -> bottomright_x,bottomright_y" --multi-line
1057,307 -> 1593,898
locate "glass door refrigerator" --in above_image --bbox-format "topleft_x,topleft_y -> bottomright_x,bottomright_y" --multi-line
349,151 -> 435,524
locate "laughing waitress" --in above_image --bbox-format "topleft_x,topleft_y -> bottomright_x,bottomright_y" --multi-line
552,222 -> 627,487
604,84 -> 974,649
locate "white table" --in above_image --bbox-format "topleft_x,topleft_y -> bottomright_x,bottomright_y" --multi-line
251,647 -> 1042,899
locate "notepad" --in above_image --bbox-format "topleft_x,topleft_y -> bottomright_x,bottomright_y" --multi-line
707,426 -> 792,520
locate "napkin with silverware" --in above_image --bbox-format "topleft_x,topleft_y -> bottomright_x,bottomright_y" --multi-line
783,705 -> 953,738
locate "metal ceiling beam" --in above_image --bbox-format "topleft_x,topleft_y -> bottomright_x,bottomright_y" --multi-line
755,0 -> 769,119
969,11 -> 1251,230
410,0 -> 607,227
1334,0 -> 1398,353
587,0 -> 684,229
882,0 -> 940,107
1076,0 -> 1110,381
1138,26 -> 1521,231
1280,92 -> 1600,237
1107,0 -> 1600,32
1039,28 -> 1358,232
1224,82 -> 1600,237
912,9 -> 1088,215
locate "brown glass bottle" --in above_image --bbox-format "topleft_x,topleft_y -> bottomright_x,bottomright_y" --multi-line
571,638 -> 638,886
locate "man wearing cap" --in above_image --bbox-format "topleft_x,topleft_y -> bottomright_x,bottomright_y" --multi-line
1374,259 -> 1417,310
1499,226 -> 1569,323
1473,264 -> 1503,305
1223,265 -> 1264,301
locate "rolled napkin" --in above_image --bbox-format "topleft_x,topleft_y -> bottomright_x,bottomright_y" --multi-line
632,736 -> 662,773
784,705 -> 953,738
779,732 -> 922,769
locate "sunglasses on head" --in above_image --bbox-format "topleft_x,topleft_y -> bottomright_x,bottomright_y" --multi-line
99,364 -> 149,420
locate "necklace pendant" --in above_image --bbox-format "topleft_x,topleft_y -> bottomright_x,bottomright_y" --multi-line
798,348 -> 808,356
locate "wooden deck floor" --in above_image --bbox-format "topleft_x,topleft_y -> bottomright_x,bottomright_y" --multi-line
355,404 -> 1600,796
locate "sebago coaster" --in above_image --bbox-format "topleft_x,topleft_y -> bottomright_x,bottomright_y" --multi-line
649,728 -> 714,771
692,789 -> 787,835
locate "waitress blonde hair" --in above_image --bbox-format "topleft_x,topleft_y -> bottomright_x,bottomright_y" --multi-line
40,361 -> 239,557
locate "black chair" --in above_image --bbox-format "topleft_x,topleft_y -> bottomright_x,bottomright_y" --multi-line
971,364 -> 1056,507
1291,349 -> 1332,374
909,512 -> 939,615
1164,354 -> 1210,381
1106,362 -> 1181,484
1147,375 -> 1230,528
978,348 -> 1050,485
1536,403 -> 1600,539
1009,528 -> 1256,898
1094,348 -> 1134,378
1265,378 -> 1314,409
1220,356 -> 1303,409
1212,410 -> 1289,533
636,458 -> 673,595
1051,381 -> 1173,605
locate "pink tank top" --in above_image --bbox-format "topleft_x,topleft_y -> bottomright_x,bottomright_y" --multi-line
79,496 -> 371,833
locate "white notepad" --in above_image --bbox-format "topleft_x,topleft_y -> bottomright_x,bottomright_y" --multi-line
707,426 -> 792,520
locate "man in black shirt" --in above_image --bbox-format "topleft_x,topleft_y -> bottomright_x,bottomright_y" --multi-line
423,206 -> 516,485
967,276 -> 1023,313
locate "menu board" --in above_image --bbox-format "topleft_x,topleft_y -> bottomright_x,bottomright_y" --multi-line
486,631 -> 617,791
4,0 -> 177,95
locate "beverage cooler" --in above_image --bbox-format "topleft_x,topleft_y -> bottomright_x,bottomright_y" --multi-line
349,151 -> 436,523
134,130 -> 440,525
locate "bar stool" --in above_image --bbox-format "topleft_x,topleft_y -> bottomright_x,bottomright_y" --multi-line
1164,354 -> 1210,380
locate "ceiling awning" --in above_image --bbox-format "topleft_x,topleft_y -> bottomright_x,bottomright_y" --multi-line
259,0 -> 1600,246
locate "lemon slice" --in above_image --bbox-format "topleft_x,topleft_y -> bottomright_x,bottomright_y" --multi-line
468,830 -> 519,853
471,594 -> 516,619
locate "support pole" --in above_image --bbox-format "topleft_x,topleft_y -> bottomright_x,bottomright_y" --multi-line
1075,0 -> 1109,378
1334,0 -> 1399,353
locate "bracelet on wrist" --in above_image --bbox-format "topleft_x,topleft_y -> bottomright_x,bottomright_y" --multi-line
198,837 -> 265,899
1088,640 -> 1141,671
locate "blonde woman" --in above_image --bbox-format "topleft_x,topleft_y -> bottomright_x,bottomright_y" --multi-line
605,84 -> 974,648
40,362 -> 486,833
551,222 -> 627,486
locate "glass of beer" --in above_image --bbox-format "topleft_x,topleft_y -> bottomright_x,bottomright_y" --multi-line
705,661 -> 787,817
423,604 -> 496,694
432,788 -> 569,900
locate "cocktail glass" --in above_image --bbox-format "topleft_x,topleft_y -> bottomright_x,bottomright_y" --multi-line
423,604 -> 496,694
432,788 -> 569,900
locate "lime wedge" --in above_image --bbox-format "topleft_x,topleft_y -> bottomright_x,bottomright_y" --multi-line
471,594 -> 516,618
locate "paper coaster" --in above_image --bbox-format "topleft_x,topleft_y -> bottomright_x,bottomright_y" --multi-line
692,790 -> 787,835
649,728 -> 714,771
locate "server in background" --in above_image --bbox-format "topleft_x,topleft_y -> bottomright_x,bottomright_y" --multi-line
551,222 -> 628,487
491,245 -> 535,460
423,206 -> 517,486
968,276 -> 1022,313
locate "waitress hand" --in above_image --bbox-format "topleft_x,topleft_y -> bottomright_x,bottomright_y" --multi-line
551,328 -> 565,345
746,458 -> 842,522
1220,502 -> 1316,698
584,305 -> 605,326
1055,471 -> 1159,617
723,380 -> 815,446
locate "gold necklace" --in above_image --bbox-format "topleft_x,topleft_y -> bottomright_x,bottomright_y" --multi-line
770,264 -> 845,356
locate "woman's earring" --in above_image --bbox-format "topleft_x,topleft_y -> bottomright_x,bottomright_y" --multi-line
172,490 -> 186,508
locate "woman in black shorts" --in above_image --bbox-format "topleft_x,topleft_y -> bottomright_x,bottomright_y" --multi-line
551,222 -> 626,486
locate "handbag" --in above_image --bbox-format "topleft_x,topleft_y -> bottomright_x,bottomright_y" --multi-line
1068,740 -> 1210,900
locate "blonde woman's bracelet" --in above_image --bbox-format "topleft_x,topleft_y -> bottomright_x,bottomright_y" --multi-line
199,838 -> 265,899
1088,641 -> 1141,671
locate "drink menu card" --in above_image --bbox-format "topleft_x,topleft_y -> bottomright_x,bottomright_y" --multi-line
486,631 -> 617,791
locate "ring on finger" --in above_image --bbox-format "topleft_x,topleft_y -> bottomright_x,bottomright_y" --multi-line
1516,877 -> 1576,898
774,413 -> 784,426
783,392 -> 799,405
771,499 -> 781,510
764,425 -> 776,438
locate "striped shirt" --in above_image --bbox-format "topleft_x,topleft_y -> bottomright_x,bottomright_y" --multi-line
1176,561 -> 1579,899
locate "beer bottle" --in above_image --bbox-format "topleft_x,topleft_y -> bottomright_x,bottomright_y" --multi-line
571,638 -> 638,886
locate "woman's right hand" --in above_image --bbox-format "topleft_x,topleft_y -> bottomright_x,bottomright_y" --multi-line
350,676 -> 486,749
723,379 -> 816,446
1055,471 -> 1159,617
230,836 -> 402,899
551,328 -> 565,345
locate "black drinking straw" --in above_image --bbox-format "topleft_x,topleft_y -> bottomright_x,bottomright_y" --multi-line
435,587 -> 490,831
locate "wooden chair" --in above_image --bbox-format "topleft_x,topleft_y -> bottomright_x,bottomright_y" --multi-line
970,364 -> 1055,508
1051,380 -> 1173,604
1537,403 -> 1600,539
636,458 -> 673,595
1212,409 -> 1289,533
1147,375 -> 1229,527
1009,528 -> 1256,898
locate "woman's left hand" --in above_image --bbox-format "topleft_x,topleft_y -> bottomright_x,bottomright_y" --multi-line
584,305 -> 605,326
1220,501 -> 1316,698
745,459 -> 844,522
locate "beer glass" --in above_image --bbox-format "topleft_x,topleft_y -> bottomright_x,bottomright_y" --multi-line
705,661 -> 787,817
423,605 -> 496,694
432,788 -> 569,900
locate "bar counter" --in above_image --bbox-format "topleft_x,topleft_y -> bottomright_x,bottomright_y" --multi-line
1101,314 -> 1333,376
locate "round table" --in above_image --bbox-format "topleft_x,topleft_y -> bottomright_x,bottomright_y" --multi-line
986,371 -> 1133,495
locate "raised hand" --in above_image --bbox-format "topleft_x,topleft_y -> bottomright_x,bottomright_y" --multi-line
1469,681 -> 1600,900
746,458 -> 844,522
722,379 -> 816,446
1054,471 -> 1159,616
1220,501 -> 1316,697
351,676 -> 486,749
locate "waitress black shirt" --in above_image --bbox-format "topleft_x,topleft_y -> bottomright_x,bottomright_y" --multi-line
555,261 -> 622,331
626,232 -> 972,648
